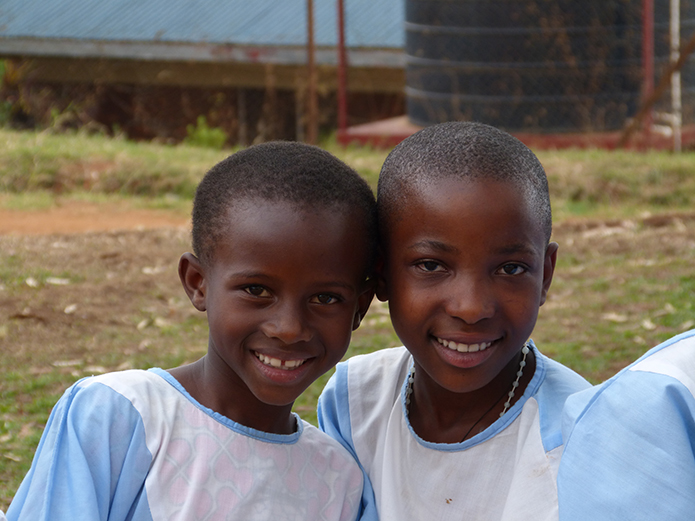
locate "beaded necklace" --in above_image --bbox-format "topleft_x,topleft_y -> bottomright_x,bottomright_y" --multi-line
404,342 -> 530,442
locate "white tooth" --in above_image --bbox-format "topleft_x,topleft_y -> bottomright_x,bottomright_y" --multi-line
439,338 -> 494,353
270,358 -> 282,368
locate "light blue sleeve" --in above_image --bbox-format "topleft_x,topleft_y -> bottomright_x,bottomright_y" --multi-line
318,362 -> 379,521
558,372 -> 695,520
7,380 -> 153,521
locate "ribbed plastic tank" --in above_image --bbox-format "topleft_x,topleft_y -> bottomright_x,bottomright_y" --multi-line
405,0 -> 694,132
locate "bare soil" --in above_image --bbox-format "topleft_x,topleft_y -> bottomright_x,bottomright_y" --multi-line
0,202 -> 188,235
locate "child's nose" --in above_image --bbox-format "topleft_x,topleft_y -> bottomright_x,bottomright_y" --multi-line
262,301 -> 313,344
444,275 -> 495,324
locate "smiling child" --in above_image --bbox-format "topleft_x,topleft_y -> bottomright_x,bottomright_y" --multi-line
8,142 -> 376,521
318,122 -> 590,521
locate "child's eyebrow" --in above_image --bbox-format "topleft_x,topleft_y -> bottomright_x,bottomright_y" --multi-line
229,270 -> 269,280
229,270 -> 357,291
408,240 -> 459,254
492,243 -> 539,256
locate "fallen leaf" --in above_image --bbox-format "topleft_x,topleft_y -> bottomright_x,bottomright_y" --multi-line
154,317 -> 171,328
601,312 -> 628,323
46,277 -> 70,285
137,319 -> 150,330
53,359 -> 83,367
680,320 -> 695,331
641,319 -> 657,331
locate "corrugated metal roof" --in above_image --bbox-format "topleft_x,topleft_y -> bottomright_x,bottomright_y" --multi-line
0,0 -> 404,48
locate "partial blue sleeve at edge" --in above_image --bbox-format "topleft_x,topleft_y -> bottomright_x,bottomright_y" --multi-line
558,371 -> 695,521
7,381 -> 153,521
318,362 -> 379,521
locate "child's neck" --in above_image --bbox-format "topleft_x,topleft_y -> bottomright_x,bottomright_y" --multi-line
407,350 -> 536,444
168,357 -> 297,435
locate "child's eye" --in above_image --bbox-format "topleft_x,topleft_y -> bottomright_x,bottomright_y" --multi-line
416,260 -> 444,273
244,285 -> 271,297
311,293 -> 341,305
498,263 -> 526,276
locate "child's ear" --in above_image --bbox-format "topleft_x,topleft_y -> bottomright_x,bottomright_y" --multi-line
374,254 -> 389,302
179,252 -> 207,312
540,241 -> 559,306
352,279 -> 376,330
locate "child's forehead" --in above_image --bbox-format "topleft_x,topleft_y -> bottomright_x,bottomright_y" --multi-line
398,176 -> 530,212
212,199 -> 369,254
224,197 -> 356,224
385,177 -> 545,244
205,200 -> 371,280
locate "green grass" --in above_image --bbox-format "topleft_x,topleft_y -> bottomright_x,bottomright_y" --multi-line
3,128 -> 695,219
0,129 -> 387,201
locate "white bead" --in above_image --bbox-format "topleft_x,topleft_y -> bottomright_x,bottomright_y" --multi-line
519,360 -> 526,368
521,345 -> 529,355
512,381 -> 519,388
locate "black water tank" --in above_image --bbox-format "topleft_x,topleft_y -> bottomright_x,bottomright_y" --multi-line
405,0 -> 691,133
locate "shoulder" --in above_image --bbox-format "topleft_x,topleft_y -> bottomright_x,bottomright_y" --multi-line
343,346 -> 411,390
341,347 -> 411,412
565,330 -> 695,430
297,422 -> 364,491
62,368 -> 179,434
565,329 -> 695,426
536,353 -> 591,398
558,332 -> 695,520
300,421 -> 363,469
629,329 -> 695,389
60,368 -> 162,406
318,347 -> 410,460
80,367 -> 166,388
527,347 -> 590,452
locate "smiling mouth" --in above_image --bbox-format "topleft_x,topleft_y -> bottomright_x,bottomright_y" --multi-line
254,352 -> 307,370
436,337 -> 492,353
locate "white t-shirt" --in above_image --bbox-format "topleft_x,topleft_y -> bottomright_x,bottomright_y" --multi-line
318,342 -> 589,521
8,368 -> 362,521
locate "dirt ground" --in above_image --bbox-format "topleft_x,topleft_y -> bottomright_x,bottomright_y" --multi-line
0,203 -> 198,370
0,202 -> 189,235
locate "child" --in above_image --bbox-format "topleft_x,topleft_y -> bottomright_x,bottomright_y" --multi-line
558,328 -> 695,520
8,142 -> 377,521
318,122 -> 590,521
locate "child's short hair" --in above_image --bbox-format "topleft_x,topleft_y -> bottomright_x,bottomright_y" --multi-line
378,121 -> 552,243
192,141 -> 377,269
